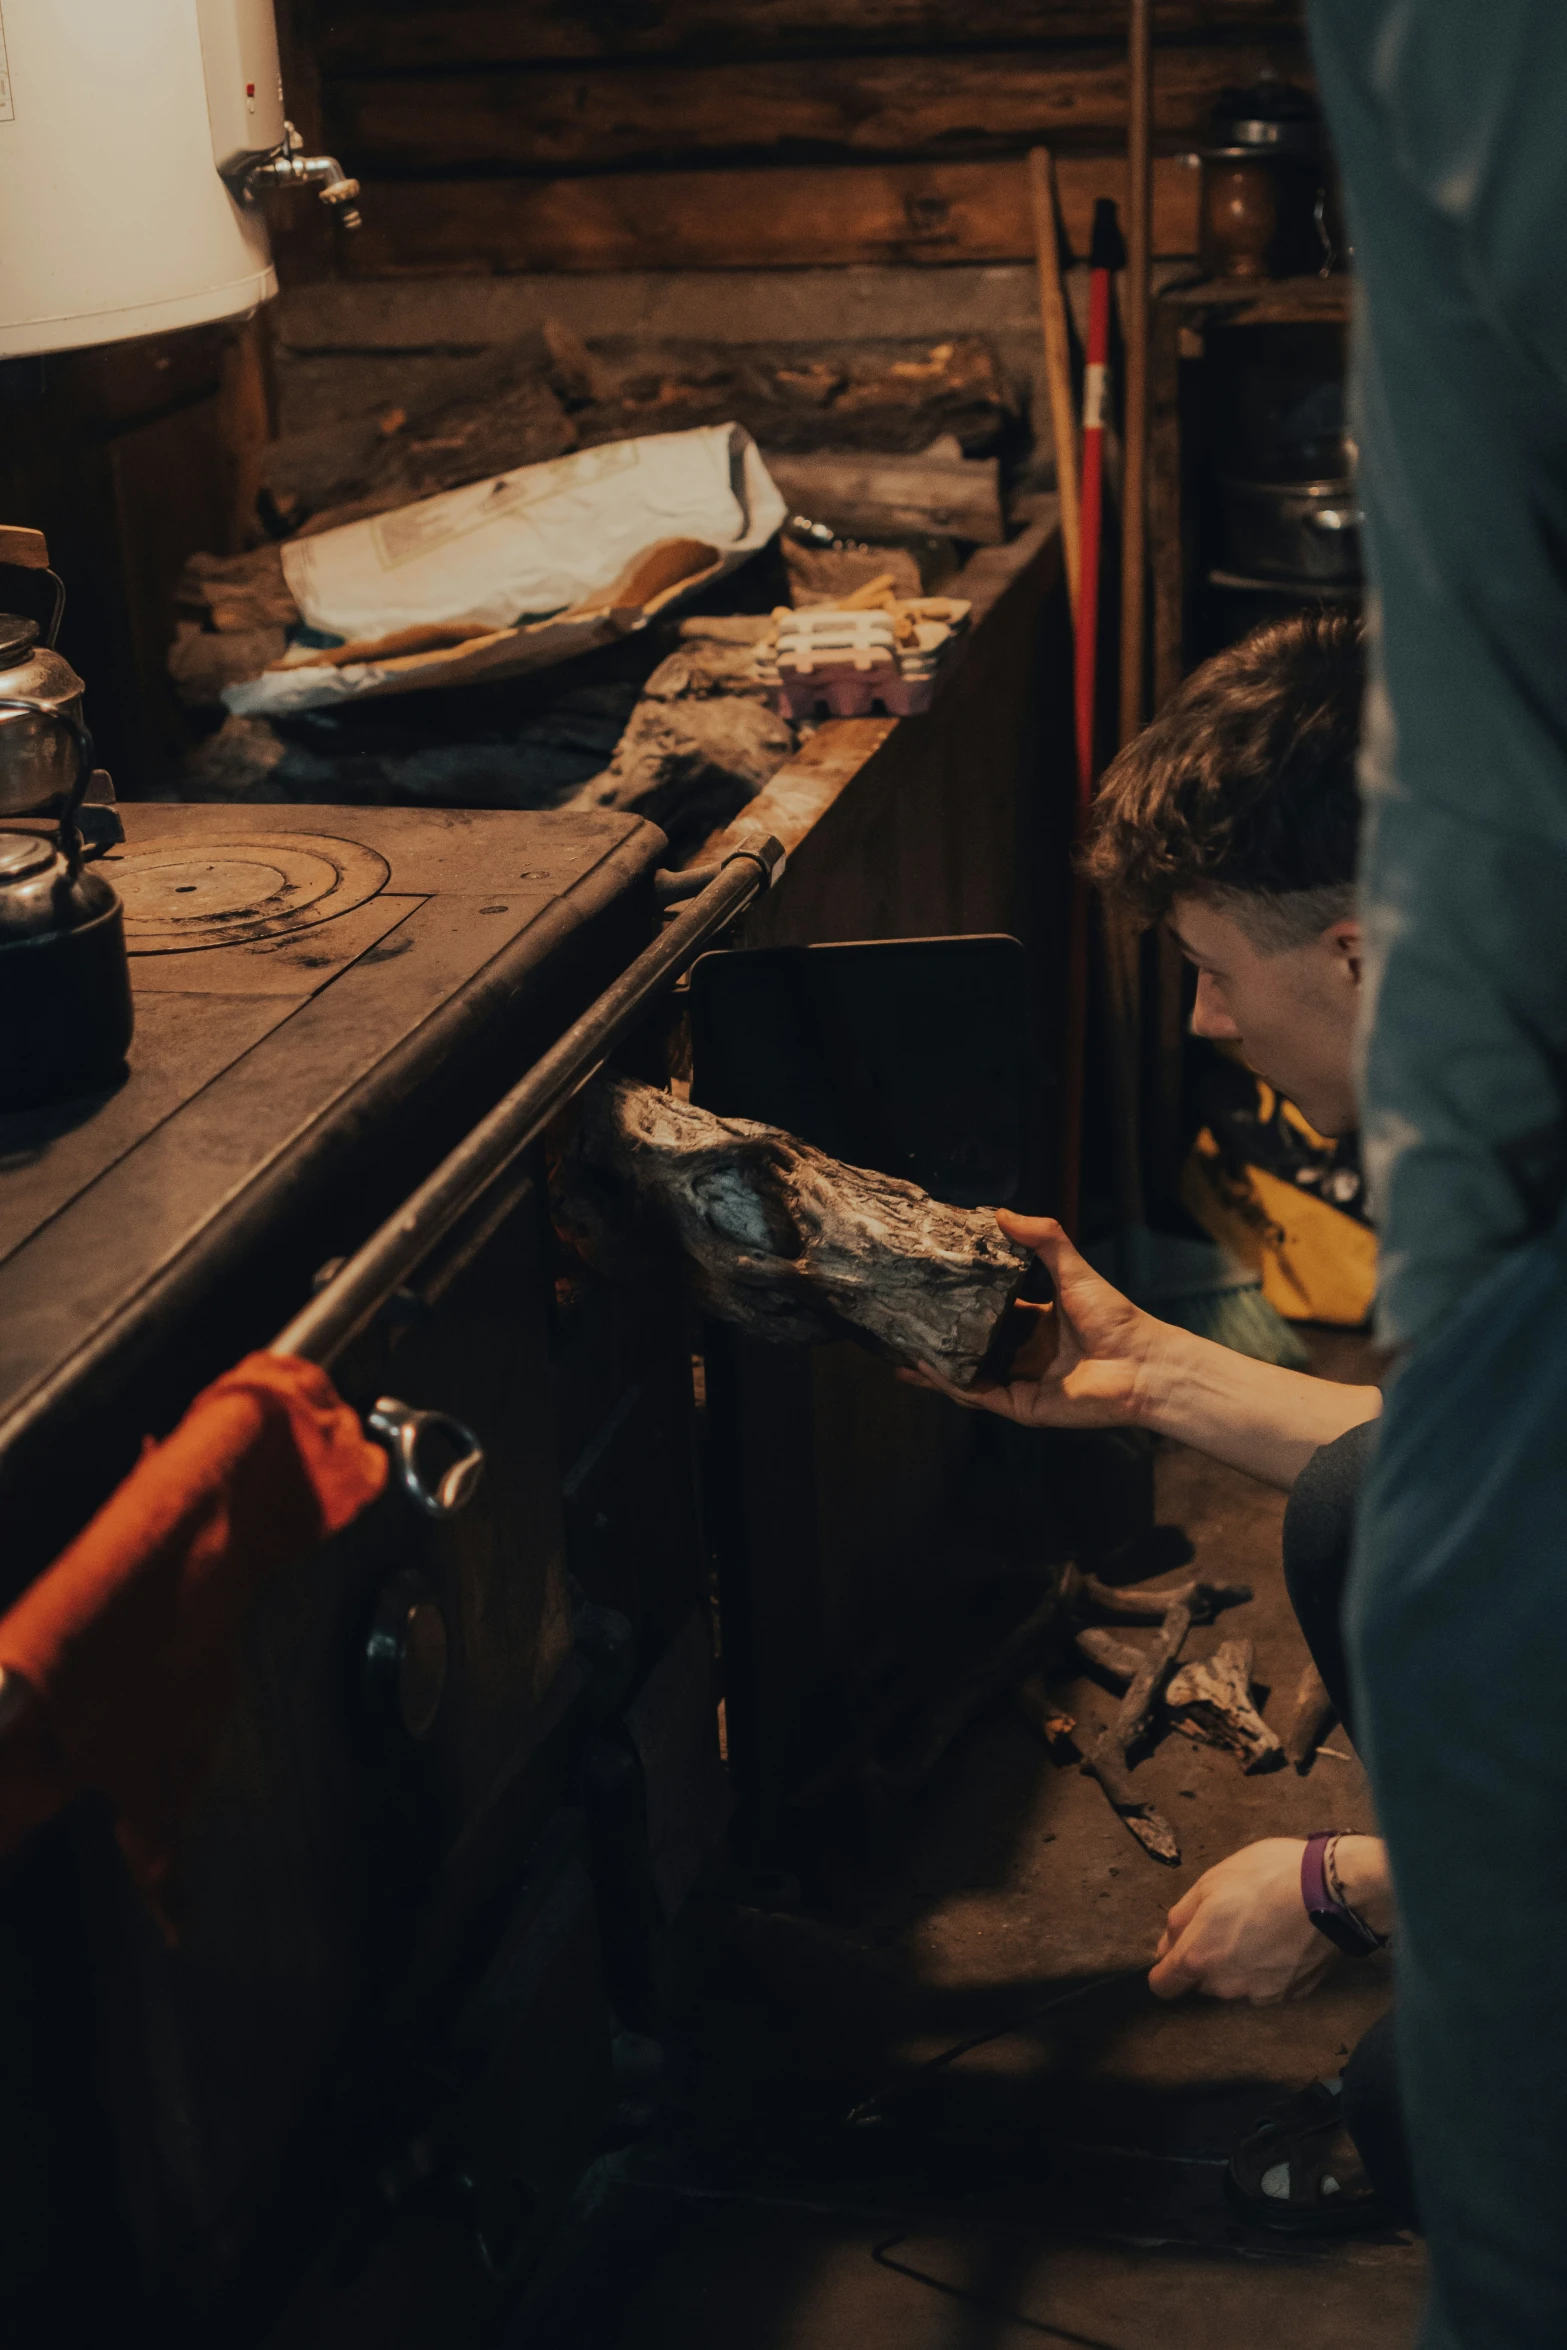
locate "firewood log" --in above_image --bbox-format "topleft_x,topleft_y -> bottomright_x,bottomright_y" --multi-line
1166,1637 -> 1284,1773
556,1075 -> 1030,1386
1284,1658 -> 1339,1773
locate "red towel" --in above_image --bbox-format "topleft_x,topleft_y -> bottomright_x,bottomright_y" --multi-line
0,1351 -> 388,1930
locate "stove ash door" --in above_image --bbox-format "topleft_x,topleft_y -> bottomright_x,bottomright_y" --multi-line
75,1169 -> 614,2341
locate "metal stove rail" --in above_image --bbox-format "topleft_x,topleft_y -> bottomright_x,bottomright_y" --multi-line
272,831 -> 783,1374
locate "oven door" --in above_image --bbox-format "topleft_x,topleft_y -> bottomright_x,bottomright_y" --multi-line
56,1162 -> 613,2341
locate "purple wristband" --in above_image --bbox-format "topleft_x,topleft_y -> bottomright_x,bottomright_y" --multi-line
1301,1833 -> 1384,1958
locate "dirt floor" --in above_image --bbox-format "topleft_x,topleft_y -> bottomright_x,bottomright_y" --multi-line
524,1334 -> 1425,2349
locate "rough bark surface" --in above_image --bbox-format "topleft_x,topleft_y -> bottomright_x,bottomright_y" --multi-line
557,1074 -> 1030,1385
1284,1657 -> 1338,1774
1166,1637 -> 1284,1774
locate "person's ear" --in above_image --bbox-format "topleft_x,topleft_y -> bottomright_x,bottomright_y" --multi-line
1326,917 -> 1363,990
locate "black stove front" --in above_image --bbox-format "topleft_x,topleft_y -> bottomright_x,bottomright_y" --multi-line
0,804 -> 714,2346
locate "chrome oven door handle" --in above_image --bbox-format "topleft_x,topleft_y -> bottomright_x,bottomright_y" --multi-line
367,1397 -> 486,1518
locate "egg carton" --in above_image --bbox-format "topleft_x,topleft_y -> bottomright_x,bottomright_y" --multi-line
755,598 -> 971,720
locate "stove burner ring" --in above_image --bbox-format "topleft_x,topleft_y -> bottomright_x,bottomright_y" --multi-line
108,833 -> 390,953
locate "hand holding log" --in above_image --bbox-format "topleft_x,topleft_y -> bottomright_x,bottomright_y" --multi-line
556,1076 -> 1030,1387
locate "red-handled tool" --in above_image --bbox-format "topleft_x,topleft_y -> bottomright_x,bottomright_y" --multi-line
1059,197 -> 1126,1239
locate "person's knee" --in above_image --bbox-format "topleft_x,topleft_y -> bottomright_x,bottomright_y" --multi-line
1282,1417 -> 1377,1720
1284,1418 -> 1375,1592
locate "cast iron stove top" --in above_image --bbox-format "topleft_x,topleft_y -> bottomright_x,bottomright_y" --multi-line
0,801 -> 663,1537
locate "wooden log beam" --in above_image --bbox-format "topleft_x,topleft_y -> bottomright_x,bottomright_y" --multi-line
342,154 -> 1204,276
327,44 -> 1306,175
762,448 -> 1005,545
317,3 -> 1307,73
555,1074 -> 1031,1386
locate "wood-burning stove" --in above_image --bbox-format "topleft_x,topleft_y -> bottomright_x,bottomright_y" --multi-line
0,802 -> 727,2346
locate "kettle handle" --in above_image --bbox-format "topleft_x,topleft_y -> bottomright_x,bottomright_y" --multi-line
0,696 -> 97,867
0,526 -> 66,647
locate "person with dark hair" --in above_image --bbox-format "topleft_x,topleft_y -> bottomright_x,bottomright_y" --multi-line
913,607 -> 1416,2231
1083,607 -> 1364,939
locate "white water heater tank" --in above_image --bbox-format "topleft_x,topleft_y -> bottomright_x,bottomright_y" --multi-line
0,0 -> 290,356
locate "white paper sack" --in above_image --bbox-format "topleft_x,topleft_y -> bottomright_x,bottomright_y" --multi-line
225,612 -> 632,720
225,424 -> 784,719
283,423 -> 783,639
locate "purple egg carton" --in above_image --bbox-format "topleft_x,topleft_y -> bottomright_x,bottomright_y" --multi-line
768,663 -> 942,720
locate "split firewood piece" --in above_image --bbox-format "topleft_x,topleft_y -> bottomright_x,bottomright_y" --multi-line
1166,1638 -> 1284,1774
1075,1572 -> 1253,1621
1073,1575 -> 1252,1865
1284,1659 -> 1339,1774
864,1584 -> 1065,1796
1074,1625 -> 1144,1683
556,1075 -> 1031,1387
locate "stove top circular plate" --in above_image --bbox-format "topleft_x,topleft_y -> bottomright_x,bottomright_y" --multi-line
107,833 -> 390,953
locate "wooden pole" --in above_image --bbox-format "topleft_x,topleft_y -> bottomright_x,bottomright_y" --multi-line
1028,147 -> 1081,611
1118,0 -> 1152,747
1059,205 -> 1119,1239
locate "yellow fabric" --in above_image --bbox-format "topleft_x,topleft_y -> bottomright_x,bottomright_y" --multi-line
1182,1125 -> 1378,1327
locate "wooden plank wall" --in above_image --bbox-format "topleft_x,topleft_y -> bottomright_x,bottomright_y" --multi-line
292,0 -> 1310,280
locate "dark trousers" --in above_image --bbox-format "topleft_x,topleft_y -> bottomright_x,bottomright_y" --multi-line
1282,1421 -> 1417,2230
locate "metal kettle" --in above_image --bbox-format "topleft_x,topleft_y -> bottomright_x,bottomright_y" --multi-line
0,697 -> 134,1115
0,616 -> 86,816
0,525 -> 135,1111
0,526 -> 84,818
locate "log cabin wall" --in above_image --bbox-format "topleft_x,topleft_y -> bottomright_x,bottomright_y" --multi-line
274,1 -> 1311,447
300,0 -> 1309,273
0,4 -> 1311,787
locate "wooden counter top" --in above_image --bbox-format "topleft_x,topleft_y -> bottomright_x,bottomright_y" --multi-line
700,507 -> 1067,952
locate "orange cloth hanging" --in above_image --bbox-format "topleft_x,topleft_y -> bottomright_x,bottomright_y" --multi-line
0,1351 -> 387,1928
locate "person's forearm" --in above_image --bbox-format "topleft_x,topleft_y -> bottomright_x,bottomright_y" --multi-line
1129,1319 -> 1381,1489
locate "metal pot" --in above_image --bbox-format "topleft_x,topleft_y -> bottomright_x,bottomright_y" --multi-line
1210,81 -> 1323,162
1218,475 -> 1363,586
0,615 -> 86,814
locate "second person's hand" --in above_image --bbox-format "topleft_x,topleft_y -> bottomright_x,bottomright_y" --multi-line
1148,1839 -> 1336,2005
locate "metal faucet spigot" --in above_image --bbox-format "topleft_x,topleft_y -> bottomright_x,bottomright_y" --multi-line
243,122 -> 362,230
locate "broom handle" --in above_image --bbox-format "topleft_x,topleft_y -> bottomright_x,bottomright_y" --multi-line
1028,147 -> 1082,611
1058,221 -> 1117,1239
1118,0 -> 1152,747
1075,258 -> 1112,797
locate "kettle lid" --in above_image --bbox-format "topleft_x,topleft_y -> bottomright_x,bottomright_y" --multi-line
0,832 -> 53,881
0,614 -> 39,666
